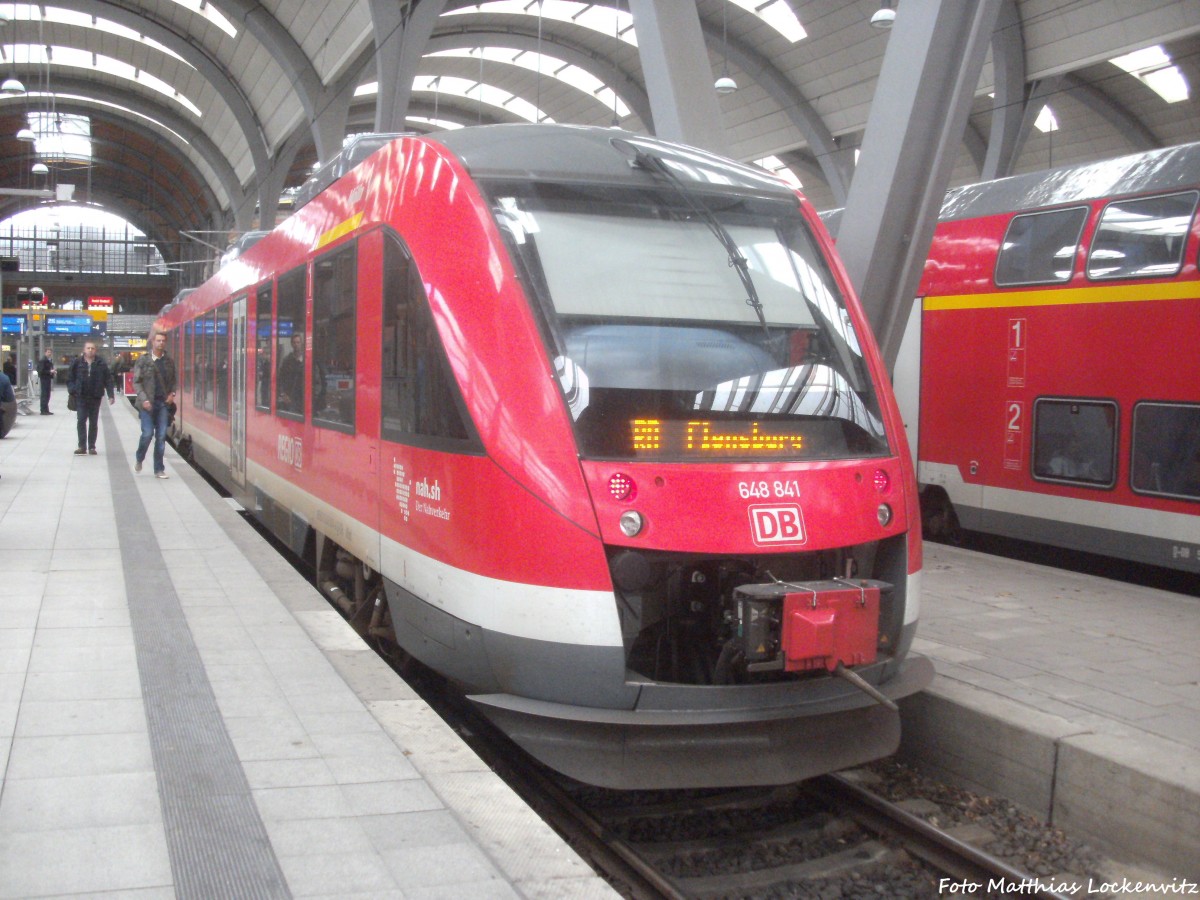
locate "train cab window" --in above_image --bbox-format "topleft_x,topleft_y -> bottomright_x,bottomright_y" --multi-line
1087,191 -> 1198,280
1131,402 -> 1200,502
312,243 -> 356,433
994,207 -> 1087,285
1031,398 -> 1118,488
275,266 -> 307,421
214,302 -> 230,419
380,231 -> 477,449
255,283 -> 273,411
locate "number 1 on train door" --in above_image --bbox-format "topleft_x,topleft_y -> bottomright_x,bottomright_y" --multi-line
1007,317 -> 1026,387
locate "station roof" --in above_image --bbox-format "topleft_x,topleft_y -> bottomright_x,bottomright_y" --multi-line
0,0 -> 1196,270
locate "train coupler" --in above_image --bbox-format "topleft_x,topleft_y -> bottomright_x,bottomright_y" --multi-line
734,579 -> 886,674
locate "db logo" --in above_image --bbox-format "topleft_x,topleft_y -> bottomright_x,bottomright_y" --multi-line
748,504 -> 806,545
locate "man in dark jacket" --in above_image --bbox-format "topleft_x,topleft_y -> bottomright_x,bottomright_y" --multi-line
67,341 -> 116,455
133,329 -> 177,478
37,350 -> 55,414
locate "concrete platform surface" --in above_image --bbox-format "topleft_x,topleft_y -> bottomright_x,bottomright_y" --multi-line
905,542 -> 1200,879
0,402 -> 618,899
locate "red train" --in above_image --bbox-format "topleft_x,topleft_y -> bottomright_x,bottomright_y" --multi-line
156,125 -> 932,789
898,142 -> 1200,574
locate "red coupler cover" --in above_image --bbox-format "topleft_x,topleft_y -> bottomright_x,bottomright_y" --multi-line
781,580 -> 880,672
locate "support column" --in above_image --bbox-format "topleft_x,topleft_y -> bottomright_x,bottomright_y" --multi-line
835,0 -> 1004,370
627,0 -> 730,155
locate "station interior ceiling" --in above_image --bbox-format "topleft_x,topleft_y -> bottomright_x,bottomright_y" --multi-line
0,0 -> 1197,291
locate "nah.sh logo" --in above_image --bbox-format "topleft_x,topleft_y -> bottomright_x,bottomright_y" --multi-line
748,504 -> 806,545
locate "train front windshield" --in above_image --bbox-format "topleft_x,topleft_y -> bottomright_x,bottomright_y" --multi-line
489,182 -> 888,462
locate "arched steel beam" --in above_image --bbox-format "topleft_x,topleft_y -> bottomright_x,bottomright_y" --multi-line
699,22 -> 852,203
33,0 -> 271,180
1059,72 -> 1160,152
423,28 -> 653,128
0,76 -> 247,223
372,0 -> 448,134
1,104 -> 222,229
982,0 -> 1026,180
219,0 -> 353,165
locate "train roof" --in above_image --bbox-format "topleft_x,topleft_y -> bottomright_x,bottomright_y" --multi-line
939,141 -> 1200,222
430,124 -> 797,200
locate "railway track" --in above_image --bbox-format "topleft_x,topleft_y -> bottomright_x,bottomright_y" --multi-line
541,766 -> 1080,899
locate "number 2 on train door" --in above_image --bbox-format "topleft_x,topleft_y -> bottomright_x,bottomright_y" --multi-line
1004,401 -> 1023,471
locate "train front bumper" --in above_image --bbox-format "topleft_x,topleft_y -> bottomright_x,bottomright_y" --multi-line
469,653 -> 934,789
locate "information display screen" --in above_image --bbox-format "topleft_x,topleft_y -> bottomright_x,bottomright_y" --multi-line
2,314 -> 25,334
46,315 -> 94,335
631,419 -> 807,459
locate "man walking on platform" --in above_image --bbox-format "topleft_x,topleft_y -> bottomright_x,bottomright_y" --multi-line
68,341 -> 115,455
133,329 -> 177,478
37,350 -> 55,414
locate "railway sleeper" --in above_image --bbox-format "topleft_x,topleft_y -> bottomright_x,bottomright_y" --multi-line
673,841 -> 898,898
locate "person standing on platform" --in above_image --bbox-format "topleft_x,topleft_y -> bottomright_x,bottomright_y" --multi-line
67,341 -> 115,455
37,350 -> 55,414
3,354 -> 16,387
133,329 -> 177,479
0,368 -> 15,441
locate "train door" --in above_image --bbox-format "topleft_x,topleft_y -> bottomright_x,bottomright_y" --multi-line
231,295 -> 247,486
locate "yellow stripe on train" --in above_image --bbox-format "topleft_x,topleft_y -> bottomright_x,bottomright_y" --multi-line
316,212 -> 364,249
923,279 -> 1197,311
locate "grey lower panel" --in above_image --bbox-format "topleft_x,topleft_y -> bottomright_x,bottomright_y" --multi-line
383,576 -> 639,708
473,656 -> 933,789
479,695 -> 903,790
969,504 -> 1200,573
106,415 -> 291,899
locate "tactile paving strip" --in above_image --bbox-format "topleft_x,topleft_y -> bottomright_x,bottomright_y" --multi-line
106,414 -> 291,899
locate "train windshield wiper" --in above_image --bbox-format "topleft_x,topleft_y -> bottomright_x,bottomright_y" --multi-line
612,139 -> 770,337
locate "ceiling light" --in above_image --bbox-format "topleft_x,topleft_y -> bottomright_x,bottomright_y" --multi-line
16,127 -> 36,141
715,75 -> 738,94
1,77 -> 24,96
870,2 -> 895,29
32,162 -> 48,175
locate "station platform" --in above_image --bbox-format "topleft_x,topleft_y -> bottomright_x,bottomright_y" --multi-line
0,403 -> 617,899
903,542 -> 1200,880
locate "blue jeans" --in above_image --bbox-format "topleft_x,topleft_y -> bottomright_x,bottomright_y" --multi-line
136,401 -> 169,473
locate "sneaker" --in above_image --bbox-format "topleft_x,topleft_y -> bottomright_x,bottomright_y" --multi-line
134,460 -> 142,472
88,448 -> 97,455
74,448 -> 86,455
155,471 -> 169,479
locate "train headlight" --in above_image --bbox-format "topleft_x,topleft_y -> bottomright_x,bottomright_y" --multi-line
877,503 -> 893,527
619,510 -> 644,537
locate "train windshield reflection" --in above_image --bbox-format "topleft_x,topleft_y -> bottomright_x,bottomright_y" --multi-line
490,184 -> 888,462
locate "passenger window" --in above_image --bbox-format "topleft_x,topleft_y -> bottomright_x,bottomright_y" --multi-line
201,312 -> 214,413
381,231 -> 478,449
185,320 -> 196,406
255,283 -> 273,411
1131,403 -> 1200,502
312,243 -> 356,433
275,266 -> 307,421
1031,398 -> 1118,488
215,302 -> 230,419
995,207 -> 1087,286
1087,191 -> 1198,280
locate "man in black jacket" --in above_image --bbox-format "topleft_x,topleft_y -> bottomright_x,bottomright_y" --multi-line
67,341 -> 115,455
37,350 -> 55,414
